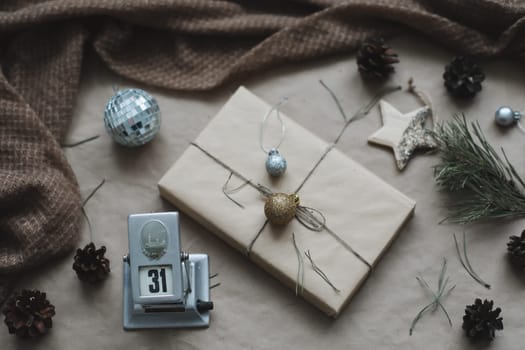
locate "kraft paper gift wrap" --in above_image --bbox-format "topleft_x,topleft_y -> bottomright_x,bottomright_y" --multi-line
158,86 -> 416,317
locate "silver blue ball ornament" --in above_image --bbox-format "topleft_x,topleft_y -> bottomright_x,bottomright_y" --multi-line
266,148 -> 287,177
495,106 -> 521,127
104,88 -> 161,147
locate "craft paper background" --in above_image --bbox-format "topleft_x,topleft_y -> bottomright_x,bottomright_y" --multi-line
3,36 -> 525,349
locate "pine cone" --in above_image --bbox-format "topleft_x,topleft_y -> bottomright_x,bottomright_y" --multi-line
73,242 -> 110,283
2,290 -> 55,338
462,299 -> 503,341
356,38 -> 399,79
507,230 -> 525,269
443,56 -> 485,98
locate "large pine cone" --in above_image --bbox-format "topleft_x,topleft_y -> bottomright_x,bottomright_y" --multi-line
72,242 -> 110,283
356,38 -> 399,79
462,299 -> 503,341
507,230 -> 525,269
443,56 -> 485,98
2,290 -> 55,338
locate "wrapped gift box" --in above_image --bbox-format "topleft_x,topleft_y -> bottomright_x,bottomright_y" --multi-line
158,87 -> 415,317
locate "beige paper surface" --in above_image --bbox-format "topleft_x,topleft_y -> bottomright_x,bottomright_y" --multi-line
158,86 -> 415,317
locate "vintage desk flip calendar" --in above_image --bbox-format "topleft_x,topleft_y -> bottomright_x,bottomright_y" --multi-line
158,87 -> 416,317
122,212 -> 214,329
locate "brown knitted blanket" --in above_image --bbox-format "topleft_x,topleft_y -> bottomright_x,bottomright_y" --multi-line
0,0 -> 524,304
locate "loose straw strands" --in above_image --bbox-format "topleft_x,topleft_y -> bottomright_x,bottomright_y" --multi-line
292,233 -> 340,295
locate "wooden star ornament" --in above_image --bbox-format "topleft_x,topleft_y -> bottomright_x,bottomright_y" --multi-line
368,100 -> 437,170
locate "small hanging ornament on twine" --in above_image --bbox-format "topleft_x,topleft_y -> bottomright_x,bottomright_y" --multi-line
260,98 -> 288,177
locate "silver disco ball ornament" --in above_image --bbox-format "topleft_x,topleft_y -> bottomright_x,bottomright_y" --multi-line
104,88 -> 161,147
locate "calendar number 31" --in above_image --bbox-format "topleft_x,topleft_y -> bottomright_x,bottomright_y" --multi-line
148,268 -> 167,293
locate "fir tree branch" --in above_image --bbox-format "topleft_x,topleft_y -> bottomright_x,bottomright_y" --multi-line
433,115 -> 525,223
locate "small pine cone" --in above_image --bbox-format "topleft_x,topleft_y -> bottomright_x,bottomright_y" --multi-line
507,230 -> 525,269
73,242 -> 110,283
2,289 -> 55,338
462,299 -> 503,341
443,56 -> 485,98
356,38 -> 399,79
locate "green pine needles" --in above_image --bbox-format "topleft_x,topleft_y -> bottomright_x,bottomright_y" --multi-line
434,115 -> 525,223
410,258 -> 455,335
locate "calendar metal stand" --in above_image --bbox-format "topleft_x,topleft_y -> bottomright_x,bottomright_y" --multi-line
122,212 -> 213,330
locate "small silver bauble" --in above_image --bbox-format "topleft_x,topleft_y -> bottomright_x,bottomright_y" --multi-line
104,88 -> 161,147
265,148 -> 287,177
495,106 -> 521,127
